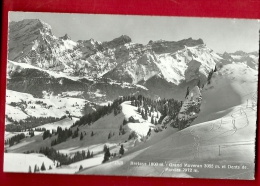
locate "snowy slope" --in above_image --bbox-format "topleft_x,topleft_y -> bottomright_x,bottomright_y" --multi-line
78,63 -> 257,179
80,98 -> 256,179
32,118 -> 78,131
44,154 -> 103,174
6,100 -> 163,171
121,101 -> 156,136
4,153 -> 56,173
194,63 -> 258,124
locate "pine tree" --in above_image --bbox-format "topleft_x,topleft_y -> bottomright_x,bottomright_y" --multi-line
91,131 -> 94,136
87,150 -> 91,158
108,132 -> 111,139
119,144 -> 124,156
114,109 -> 118,116
151,116 -> 154,124
147,128 -> 152,136
28,166 -> 32,173
141,110 -> 145,119
80,132 -> 83,140
103,148 -> 111,163
34,164 -> 37,173
103,144 -> 107,152
143,109 -> 148,120
41,162 -> 46,171
79,165 -> 83,170
123,119 -> 127,125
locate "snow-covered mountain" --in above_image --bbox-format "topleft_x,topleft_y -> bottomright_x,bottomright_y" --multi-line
8,19 -> 130,78
219,51 -> 259,70
6,18 -> 259,124
7,19 -> 234,102
103,39 -> 219,85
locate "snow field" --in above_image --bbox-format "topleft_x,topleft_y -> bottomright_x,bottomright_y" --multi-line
5,89 -> 88,122
4,153 -> 56,173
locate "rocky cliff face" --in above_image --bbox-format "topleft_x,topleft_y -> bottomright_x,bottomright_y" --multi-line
178,86 -> 202,120
161,85 -> 202,129
171,86 -> 202,129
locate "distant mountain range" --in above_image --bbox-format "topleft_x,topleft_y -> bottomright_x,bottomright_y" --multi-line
7,19 -> 259,103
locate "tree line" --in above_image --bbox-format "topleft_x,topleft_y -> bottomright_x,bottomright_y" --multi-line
102,144 -> 125,163
72,97 -> 125,127
5,133 -> 25,147
24,147 -> 94,166
5,115 -> 67,132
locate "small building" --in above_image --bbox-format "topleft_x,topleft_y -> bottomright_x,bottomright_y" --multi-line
128,116 -> 140,123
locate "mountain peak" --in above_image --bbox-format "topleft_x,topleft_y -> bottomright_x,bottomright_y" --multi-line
9,19 -> 52,34
148,37 -> 204,54
233,50 -> 247,56
59,33 -> 71,40
103,35 -> 132,48
178,37 -> 204,46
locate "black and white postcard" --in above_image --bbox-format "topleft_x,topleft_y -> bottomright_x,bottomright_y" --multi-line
4,12 -> 259,179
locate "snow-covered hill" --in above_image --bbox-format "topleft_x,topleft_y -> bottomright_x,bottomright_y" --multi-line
81,102 -> 256,179
5,100 -> 168,173
78,62 -> 258,179
6,101 -> 156,153
194,62 -> 258,124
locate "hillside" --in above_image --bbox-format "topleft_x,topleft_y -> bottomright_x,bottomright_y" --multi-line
5,100 -> 176,173
79,63 -> 258,179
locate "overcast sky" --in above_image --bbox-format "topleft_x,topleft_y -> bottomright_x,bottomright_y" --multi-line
9,12 -> 259,53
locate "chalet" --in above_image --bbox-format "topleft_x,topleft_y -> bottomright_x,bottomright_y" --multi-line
128,116 -> 140,123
